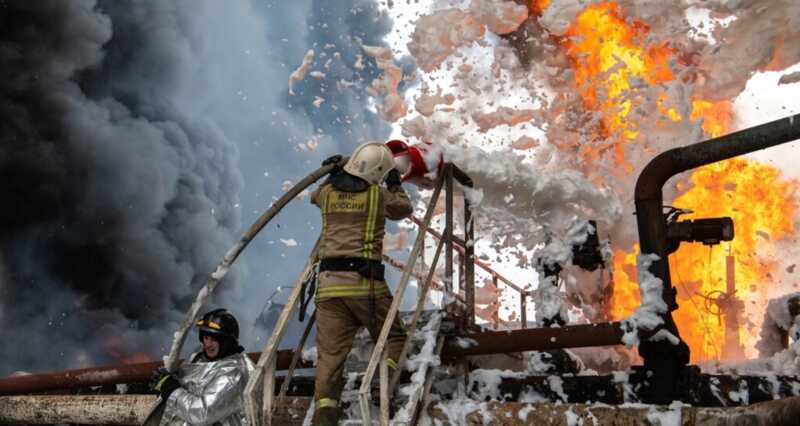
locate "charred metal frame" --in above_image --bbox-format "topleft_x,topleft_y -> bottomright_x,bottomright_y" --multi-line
635,113 -> 800,403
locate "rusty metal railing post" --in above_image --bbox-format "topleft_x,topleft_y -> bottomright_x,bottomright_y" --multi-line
492,274 -> 500,330
520,292 -> 527,329
463,182 -> 475,328
457,250 -> 464,295
451,165 -> 476,328
444,164 -> 454,303
276,310 -> 316,404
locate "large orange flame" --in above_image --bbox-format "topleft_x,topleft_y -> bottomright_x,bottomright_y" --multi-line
670,158 -> 798,360
691,100 -> 734,139
611,159 -> 799,361
554,2 -> 800,361
609,245 -> 640,320
564,3 -> 674,168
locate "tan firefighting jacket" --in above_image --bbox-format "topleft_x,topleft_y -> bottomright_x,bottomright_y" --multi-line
310,181 -> 412,300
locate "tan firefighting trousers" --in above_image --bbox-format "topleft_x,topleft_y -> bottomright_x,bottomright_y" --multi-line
313,296 -> 406,408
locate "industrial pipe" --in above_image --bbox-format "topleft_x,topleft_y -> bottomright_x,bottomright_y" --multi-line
428,396 -> 800,426
634,112 -> 800,404
442,322 -> 624,358
636,113 -> 800,313
0,322 -> 625,395
5,393 -> 800,425
0,351 -> 313,396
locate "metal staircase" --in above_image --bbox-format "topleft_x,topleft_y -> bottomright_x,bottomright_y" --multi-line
388,310 -> 446,426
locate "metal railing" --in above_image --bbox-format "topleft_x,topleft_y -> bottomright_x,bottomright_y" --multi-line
243,240 -> 321,424
409,215 -> 532,329
357,164 -> 532,424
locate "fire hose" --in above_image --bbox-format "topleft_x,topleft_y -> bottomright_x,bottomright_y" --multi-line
162,160 -> 339,373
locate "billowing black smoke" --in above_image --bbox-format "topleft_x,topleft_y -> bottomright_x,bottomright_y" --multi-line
0,0 -> 241,375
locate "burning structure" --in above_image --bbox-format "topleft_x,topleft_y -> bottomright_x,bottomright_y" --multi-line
4,0 -> 800,425
408,0 -> 800,366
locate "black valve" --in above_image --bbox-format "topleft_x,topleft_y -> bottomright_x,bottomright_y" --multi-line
666,217 -> 734,253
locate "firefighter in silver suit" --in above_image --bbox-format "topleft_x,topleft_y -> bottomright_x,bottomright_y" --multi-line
154,309 -> 255,426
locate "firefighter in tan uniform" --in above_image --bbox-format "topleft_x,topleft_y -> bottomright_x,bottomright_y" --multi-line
310,142 -> 413,425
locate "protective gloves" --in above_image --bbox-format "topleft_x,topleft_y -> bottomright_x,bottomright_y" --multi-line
385,168 -> 402,190
322,154 -> 343,168
152,368 -> 181,400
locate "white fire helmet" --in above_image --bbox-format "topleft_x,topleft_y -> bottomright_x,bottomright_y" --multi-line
343,142 -> 395,185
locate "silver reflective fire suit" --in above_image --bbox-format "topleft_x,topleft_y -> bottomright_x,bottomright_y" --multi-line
159,352 -> 255,426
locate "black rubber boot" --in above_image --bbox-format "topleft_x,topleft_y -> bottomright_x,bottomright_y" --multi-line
311,406 -> 340,426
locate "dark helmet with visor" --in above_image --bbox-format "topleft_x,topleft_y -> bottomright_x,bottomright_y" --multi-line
196,308 -> 239,342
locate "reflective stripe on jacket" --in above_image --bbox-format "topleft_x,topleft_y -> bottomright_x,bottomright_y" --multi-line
311,181 -> 412,300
